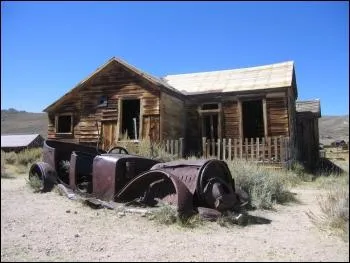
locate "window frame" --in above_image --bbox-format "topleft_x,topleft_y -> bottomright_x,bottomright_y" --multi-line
55,113 -> 74,135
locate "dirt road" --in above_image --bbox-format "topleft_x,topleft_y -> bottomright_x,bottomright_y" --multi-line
1,175 -> 348,262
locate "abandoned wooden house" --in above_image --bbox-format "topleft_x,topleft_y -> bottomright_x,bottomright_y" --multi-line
43,57 -> 321,168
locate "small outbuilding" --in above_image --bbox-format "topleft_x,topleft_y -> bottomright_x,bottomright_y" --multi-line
1,134 -> 44,152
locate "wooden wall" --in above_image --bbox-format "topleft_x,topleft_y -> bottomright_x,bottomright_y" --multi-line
222,100 -> 239,138
266,97 -> 289,137
160,92 -> 185,140
47,61 -> 160,147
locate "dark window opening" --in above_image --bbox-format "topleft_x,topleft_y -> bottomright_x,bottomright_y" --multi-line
121,99 -> 140,140
203,114 -> 218,140
242,100 -> 264,139
57,115 -> 72,133
202,103 -> 219,110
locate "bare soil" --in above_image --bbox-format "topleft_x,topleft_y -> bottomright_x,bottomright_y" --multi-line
1,174 -> 349,262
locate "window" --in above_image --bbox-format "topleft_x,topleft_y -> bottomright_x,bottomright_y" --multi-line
56,114 -> 73,134
97,95 -> 108,107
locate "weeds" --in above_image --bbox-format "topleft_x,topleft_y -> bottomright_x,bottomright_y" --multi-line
308,173 -> 349,240
227,159 -> 300,209
26,172 -> 43,193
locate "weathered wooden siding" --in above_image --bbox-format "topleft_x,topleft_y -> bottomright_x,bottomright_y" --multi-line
160,92 -> 185,140
222,100 -> 239,138
266,97 -> 289,137
47,61 -> 160,146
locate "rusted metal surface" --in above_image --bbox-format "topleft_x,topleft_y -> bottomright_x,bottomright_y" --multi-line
36,139 -> 247,219
92,154 -> 159,200
116,170 -> 194,216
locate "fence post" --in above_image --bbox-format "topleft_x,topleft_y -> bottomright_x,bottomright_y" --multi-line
170,140 -> 174,155
179,138 -> 184,158
206,139 -> 210,158
202,137 -> 206,158
239,138 -> 243,159
211,139 -> 215,157
256,137 -> 260,161
175,139 -> 179,158
217,138 -> 221,160
244,138 -> 248,160
262,137 -> 265,163
228,138 -> 232,161
274,137 -> 278,161
267,137 -> 271,160
250,138 -> 254,160
166,140 -> 170,154
222,138 -> 226,160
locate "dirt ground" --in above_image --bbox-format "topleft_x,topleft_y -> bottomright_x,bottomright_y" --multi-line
1,174 -> 349,262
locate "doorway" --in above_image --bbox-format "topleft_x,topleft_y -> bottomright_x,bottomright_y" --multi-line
121,99 -> 140,140
242,100 -> 264,139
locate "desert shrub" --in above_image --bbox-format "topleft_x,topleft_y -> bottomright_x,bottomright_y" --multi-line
227,159 -> 300,209
4,151 -> 17,165
1,151 -> 8,177
16,148 -> 42,166
308,173 -> 349,240
26,172 -> 43,193
149,205 -> 203,228
291,161 -> 314,182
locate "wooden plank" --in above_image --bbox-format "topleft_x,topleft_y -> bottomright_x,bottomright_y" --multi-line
267,137 -> 271,160
239,138 -> 243,159
244,138 -> 248,160
202,137 -> 207,158
279,136 -> 285,162
256,137 -> 260,160
217,139 -> 221,160
261,137 -> 265,162
228,138 -> 232,161
251,138 -> 254,160
211,139 -> 215,157
179,138 -> 184,158
263,98 -> 268,137
222,138 -> 226,160
175,139 -> 179,157
170,140 -> 174,155
206,139 -> 210,158
274,137 -> 278,161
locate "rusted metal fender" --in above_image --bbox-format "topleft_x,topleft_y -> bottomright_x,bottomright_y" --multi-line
150,159 -> 236,206
116,170 -> 194,216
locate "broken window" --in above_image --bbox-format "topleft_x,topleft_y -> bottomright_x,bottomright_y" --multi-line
98,95 -> 108,107
121,99 -> 140,140
56,114 -> 73,133
242,100 -> 264,139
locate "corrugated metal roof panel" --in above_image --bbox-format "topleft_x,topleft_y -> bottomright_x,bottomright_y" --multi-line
163,61 -> 294,94
1,134 -> 41,148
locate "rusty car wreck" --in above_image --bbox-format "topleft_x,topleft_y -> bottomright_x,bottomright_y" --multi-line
29,140 -> 248,220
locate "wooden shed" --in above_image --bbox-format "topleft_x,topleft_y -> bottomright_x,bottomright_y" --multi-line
44,57 -> 311,166
43,57 -> 186,151
1,134 -> 44,152
295,99 -> 321,171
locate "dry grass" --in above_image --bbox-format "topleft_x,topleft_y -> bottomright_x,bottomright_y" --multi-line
307,173 -> 349,241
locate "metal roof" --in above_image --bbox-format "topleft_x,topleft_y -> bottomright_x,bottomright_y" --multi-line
296,99 -> 321,117
1,134 -> 42,148
162,61 -> 295,95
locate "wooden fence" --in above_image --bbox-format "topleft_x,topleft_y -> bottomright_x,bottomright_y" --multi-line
201,136 -> 291,164
161,138 -> 185,158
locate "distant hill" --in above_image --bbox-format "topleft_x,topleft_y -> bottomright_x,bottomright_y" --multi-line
1,108 -> 48,138
318,115 -> 349,145
1,108 -> 348,145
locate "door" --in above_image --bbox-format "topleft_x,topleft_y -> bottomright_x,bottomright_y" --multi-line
102,121 -> 118,150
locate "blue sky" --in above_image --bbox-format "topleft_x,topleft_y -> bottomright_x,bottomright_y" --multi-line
1,1 -> 349,115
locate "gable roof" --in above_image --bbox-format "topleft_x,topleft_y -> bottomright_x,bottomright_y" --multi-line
162,61 -> 295,95
43,57 -> 183,112
296,99 -> 321,117
1,134 -> 43,148
43,58 -> 298,112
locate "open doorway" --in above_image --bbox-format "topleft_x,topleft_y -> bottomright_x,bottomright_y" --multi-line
203,114 -> 219,140
121,99 -> 140,140
242,100 -> 264,139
